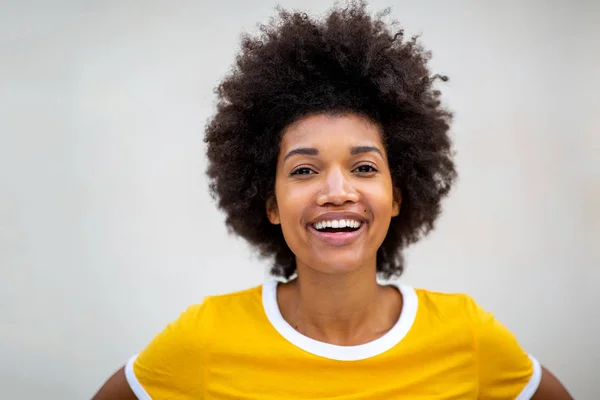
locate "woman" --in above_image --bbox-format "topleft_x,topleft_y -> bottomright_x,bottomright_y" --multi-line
93,2 -> 572,399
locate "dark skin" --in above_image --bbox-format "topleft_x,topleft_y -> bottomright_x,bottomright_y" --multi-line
266,114 -> 401,346
93,367 -> 135,400
92,114 -> 573,399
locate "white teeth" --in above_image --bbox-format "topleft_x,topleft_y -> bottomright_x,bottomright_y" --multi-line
313,219 -> 362,231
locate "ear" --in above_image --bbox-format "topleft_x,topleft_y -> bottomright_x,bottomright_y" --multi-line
266,196 -> 280,225
392,188 -> 402,217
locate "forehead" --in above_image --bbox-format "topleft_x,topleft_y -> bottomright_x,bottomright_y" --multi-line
280,113 -> 383,150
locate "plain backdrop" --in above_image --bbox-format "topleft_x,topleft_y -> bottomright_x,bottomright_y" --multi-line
1,0 -> 598,398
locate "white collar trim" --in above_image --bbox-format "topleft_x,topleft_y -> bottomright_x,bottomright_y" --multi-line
262,279 -> 418,361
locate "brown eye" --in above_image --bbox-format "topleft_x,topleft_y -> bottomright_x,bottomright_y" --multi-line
354,164 -> 378,173
290,167 -> 315,176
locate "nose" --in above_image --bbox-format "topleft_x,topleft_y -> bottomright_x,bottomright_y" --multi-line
316,167 -> 359,206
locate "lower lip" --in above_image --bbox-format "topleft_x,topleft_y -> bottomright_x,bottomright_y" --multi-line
307,224 -> 366,246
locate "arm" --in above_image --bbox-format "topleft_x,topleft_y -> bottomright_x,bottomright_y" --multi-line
465,295 -> 573,400
92,301 -> 212,399
92,367 -> 138,400
531,366 -> 573,400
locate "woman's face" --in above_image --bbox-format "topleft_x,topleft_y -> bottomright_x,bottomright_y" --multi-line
267,113 -> 400,275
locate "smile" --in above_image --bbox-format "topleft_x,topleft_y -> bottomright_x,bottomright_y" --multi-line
308,220 -> 366,246
312,219 -> 362,231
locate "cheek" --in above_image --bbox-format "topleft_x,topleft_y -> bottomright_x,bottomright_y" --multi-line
364,182 -> 396,215
276,184 -> 307,225
275,191 -> 310,254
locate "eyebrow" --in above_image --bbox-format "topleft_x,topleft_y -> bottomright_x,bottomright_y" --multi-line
283,147 -> 318,161
283,145 -> 383,161
350,146 -> 382,156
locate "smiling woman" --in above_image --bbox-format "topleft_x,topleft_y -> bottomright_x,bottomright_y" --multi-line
92,1 -> 572,399
268,114 -> 400,278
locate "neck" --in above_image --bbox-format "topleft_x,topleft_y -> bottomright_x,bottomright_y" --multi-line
278,263 -> 400,346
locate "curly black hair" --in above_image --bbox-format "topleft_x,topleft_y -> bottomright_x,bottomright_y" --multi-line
204,1 -> 456,280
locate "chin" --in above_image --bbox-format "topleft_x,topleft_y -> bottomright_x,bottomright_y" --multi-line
307,253 -> 371,275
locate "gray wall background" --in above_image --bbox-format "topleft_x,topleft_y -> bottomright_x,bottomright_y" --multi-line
1,0 -> 598,398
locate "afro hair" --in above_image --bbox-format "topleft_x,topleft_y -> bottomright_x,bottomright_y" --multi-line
204,1 -> 456,279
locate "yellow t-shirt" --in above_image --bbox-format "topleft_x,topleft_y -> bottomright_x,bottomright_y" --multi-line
125,281 -> 541,399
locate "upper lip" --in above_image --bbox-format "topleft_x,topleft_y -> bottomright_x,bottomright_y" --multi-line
308,211 -> 368,226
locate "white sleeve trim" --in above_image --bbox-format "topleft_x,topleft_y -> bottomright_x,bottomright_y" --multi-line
515,354 -> 542,400
125,354 -> 152,400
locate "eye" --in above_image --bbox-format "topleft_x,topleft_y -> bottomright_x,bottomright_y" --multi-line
353,164 -> 378,174
290,167 -> 316,176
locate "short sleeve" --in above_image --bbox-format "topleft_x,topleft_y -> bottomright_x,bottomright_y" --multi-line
465,296 -> 542,400
125,298 -> 213,400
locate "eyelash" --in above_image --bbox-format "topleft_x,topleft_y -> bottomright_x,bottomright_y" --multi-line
290,167 -> 315,176
354,164 -> 378,173
290,164 -> 378,176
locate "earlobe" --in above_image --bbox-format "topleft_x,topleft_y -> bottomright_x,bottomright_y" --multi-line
266,196 -> 280,225
392,202 -> 400,217
392,188 -> 402,217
